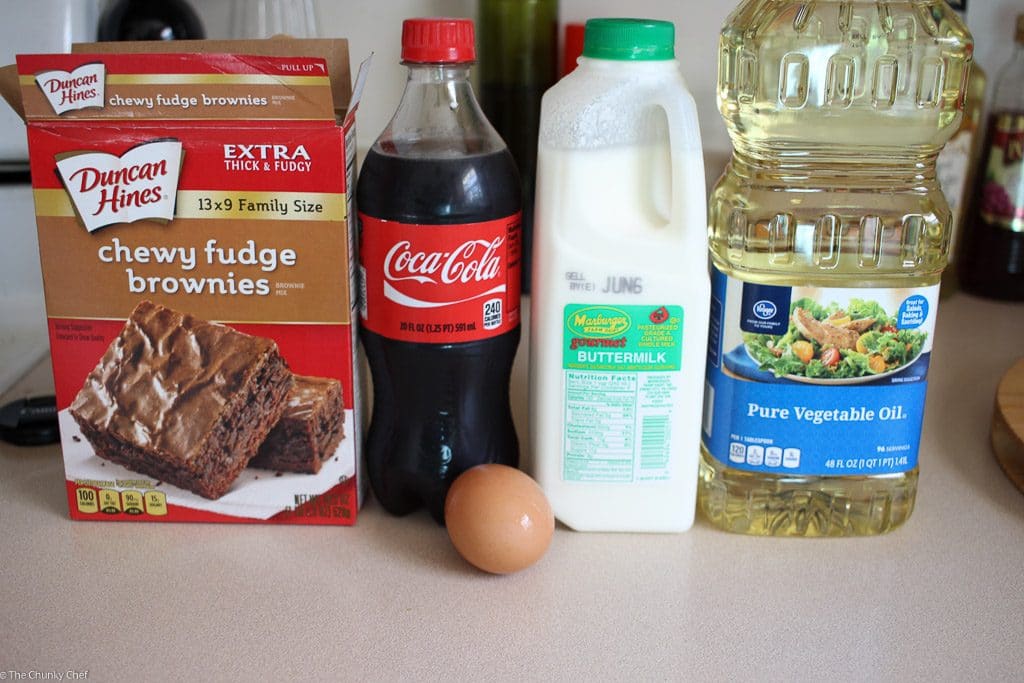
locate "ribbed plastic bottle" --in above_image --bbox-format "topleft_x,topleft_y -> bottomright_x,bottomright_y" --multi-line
700,1 -> 973,536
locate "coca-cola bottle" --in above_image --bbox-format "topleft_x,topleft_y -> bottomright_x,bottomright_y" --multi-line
357,18 -> 522,523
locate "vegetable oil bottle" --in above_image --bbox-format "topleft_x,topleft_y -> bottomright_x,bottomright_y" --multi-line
699,1 -> 973,536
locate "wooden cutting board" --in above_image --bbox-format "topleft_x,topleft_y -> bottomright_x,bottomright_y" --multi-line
993,357 -> 1024,494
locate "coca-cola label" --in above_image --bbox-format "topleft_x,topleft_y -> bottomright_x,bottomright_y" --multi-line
55,139 -> 184,233
35,63 -> 106,115
359,213 -> 521,342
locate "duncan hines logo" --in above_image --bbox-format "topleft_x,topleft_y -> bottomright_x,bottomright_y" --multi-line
35,63 -> 106,115
56,140 -> 184,233
382,238 -> 506,308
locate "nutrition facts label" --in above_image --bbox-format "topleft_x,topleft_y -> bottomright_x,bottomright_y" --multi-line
75,486 -> 167,516
728,442 -> 801,468
559,303 -> 683,484
563,371 -> 674,483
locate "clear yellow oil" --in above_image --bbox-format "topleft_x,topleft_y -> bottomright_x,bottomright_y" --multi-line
699,454 -> 918,536
699,236 -> 934,537
699,0 -> 972,536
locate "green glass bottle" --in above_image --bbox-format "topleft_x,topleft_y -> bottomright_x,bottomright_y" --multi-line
478,0 -> 558,294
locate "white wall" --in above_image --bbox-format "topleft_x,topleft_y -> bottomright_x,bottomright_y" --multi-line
2,0 -> 1017,155
200,0 -> 1024,158
0,0 -> 1019,390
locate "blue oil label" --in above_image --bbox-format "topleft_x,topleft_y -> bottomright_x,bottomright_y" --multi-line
702,267 -> 937,476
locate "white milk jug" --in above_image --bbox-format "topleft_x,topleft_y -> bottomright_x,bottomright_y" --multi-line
529,18 -> 709,532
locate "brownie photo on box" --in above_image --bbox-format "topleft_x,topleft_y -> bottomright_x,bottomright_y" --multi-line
248,375 -> 345,475
69,300 -> 293,500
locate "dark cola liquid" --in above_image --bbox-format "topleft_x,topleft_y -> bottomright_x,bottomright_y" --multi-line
357,148 -> 521,523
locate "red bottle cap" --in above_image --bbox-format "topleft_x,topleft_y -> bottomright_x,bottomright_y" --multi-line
562,23 -> 585,77
401,18 -> 475,64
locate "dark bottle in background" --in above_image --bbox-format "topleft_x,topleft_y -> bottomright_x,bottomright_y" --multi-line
478,0 -> 558,294
938,0 -> 987,298
960,14 -> 1024,301
98,0 -> 205,41
357,18 -> 522,523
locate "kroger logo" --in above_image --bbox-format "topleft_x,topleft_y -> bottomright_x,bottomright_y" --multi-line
752,300 -> 777,320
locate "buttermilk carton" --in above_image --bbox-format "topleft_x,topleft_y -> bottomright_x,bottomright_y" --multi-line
1,40 -> 369,524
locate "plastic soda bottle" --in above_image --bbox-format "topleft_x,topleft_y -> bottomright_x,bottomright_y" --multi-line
700,1 -> 973,536
530,19 -> 710,532
357,18 -> 522,523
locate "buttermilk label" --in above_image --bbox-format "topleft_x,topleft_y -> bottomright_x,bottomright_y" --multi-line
562,304 -> 682,372
35,62 -> 106,115
56,139 -> 183,233
559,304 -> 684,484
358,213 -> 522,343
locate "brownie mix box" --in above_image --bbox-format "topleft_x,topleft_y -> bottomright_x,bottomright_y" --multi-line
2,40 -> 368,524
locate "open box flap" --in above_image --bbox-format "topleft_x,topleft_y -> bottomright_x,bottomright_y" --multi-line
1,38 -> 356,121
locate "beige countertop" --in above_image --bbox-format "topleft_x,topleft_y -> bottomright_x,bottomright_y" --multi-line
1,292 -> 1023,681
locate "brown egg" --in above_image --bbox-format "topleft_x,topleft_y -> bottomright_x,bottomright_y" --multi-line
444,464 -> 554,575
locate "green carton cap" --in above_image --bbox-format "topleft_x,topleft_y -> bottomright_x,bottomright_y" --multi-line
582,18 -> 675,61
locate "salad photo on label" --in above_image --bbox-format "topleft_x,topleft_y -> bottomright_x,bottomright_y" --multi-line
742,298 -> 928,383
714,282 -> 937,388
